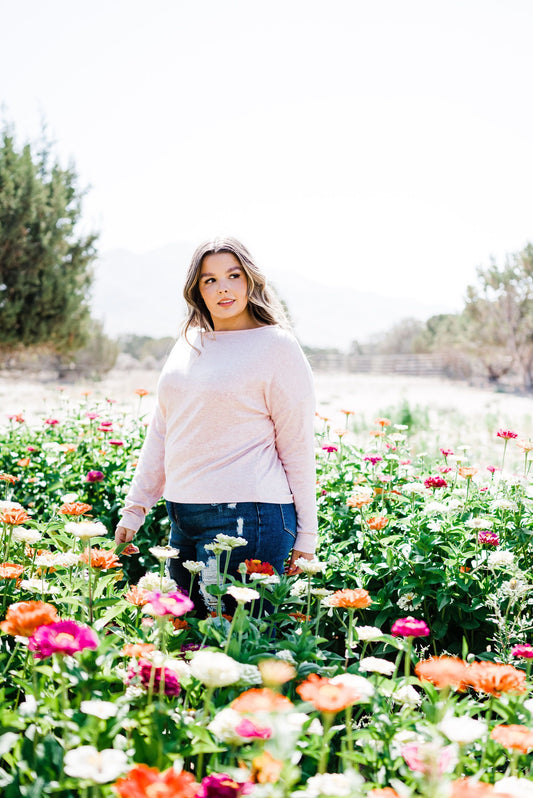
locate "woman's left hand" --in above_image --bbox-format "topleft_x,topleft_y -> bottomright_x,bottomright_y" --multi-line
285,549 -> 314,575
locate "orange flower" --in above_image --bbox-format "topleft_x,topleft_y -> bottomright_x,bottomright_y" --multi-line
135,388 -> 149,397
0,563 -> 24,579
0,507 -> 31,525
296,673 -> 361,713
458,467 -> 478,479
245,559 -> 275,575
231,687 -> 294,713
415,656 -> 469,691
369,430 -> 385,438
251,750 -> 284,784
59,502 -> 92,516
374,417 -> 391,427
113,764 -> 197,798
289,611 -> 311,622
328,588 -> 372,609
466,661 -> 527,696
124,585 -> 151,606
367,515 -> 389,531
368,790 -> 401,798
490,724 -> 533,753
0,600 -> 58,637
258,659 -> 296,686
121,543 -> 140,556
172,618 -> 189,631
346,493 -> 372,508
16,458 -> 31,467
80,548 -> 121,570
0,473 -> 18,483
450,779 -> 497,797
122,642 -> 156,658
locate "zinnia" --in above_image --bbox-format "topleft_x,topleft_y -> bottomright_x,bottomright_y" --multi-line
189,649 -> 241,688
0,562 -> 24,579
234,718 -> 272,739
0,507 -> 30,525
328,588 -> 372,608
367,515 -> 389,530
198,772 -> 252,798
466,661 -> 526,696
490,724 -> 533,753
143,590 -> 194,617
80,548 -> 121,570
127,658 -> 180,697
511,643 -> 533,659
0,600 -> 58,637
245,559 -> 275,575
231,687 -> 293,713
415,656 -> 469,691
59,502 -> 92,516
113,764 -> 197,798
296,673 -> 362,713
424,476 -> 448,489
28,620 -> 98,658
391,617 -> 430,638
86,470 -> 104,482
496,429 -> 518,439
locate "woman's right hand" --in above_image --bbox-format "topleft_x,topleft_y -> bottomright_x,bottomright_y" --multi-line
115,525 -> 136,546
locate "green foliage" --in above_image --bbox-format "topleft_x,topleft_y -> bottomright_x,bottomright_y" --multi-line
0,123 -> 98,355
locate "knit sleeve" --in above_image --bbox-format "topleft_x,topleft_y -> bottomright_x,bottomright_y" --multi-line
118,402 -> 167,532
265,333 -> 318,554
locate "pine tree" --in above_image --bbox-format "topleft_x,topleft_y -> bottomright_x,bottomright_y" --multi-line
0,125 -> 98,354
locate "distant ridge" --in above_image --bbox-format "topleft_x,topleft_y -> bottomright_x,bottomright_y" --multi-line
91,243 -> 453,351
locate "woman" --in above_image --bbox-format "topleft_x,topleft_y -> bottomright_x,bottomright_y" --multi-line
115,237 -> 317,614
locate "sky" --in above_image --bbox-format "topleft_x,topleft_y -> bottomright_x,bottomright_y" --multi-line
2,0 -> 533,320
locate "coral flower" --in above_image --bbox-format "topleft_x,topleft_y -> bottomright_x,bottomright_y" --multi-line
450,779 -> 498,797
490,724 -> 533,753
113,764 -> 197,798
368,790 -> 401,798
59,502 -> 92,516
231,687 -> 294,713
328,588 -> 372,609
124,585 -> 151,606
0,473 -> 18,483
458,466 -> 478,479
0,600 -> 58,637
80,548 -> 121,570
251,751 -> 284,784
258,659 -> 296,686
0,562 -> 24,580
346,493 -> 373,508
391,617 -> 430,638
135,388 -> 149,397
511,643 -> 533,659
245,559 -> 275,576
122,643 -> 156,658
366,515 -> 388,531
28,620 -> 98,658
496,429 -> 518,440
415,656 -> 469,691
0,507 -> 31,525
466,661 -> 527,696
374,417 -> 391,427
296,673 -> 362,713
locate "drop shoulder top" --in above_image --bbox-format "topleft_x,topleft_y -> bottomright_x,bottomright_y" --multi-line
119,325 -> 318,554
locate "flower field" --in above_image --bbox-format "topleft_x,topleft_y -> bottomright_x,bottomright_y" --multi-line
0,390 -> 533,797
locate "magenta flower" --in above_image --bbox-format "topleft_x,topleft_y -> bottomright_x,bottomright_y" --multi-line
28,620 -> 98,659
144,591 -> 194,618
86,470 -> 104,483
440,448 -> 454,458
364,455 -> 383,465
127,658 -> 180,696
511,644 -> 533,659
99,420 -> 113,428
391,617 -> 430,638
235,718 -> 272,739
97,425 -> 113,433
487,465 -> 499,474
424,476 -> 448,489
109,440 -> 124,446
322,445 -> 338,453
198,773 -> 253,798
497,429 -> 518,440
44,418 -> 59,426
478,530 -> 499,546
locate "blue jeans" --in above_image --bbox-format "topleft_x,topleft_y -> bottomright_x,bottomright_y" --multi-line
166,501 -> 296,616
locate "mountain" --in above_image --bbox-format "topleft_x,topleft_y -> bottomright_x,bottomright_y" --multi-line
90,243 -> 453,351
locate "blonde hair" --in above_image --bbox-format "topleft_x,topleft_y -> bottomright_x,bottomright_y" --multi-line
181,237 -> 289,343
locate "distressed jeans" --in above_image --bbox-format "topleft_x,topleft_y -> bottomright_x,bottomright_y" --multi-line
166,501 -> 297,617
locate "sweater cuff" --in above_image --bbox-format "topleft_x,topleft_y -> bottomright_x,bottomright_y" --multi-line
293,531 -> 317,555
118,509 -> 146,534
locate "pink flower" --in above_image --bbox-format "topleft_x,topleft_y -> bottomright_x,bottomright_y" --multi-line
438,466 -> 452,474
487,465 -> 499,474
424,476 -> 448,489
478,530 -> 499,546
97,425 -> 112,433
402,741 -> 457,775
85,412 -> 99,420
364,455 -> 383,465
198,773 -> 253,798
497,429 -> 518,440
44,418 -> 59,426
391,617 -> 430,638
511,644 -> 533,659
235,718 -> 272,739
440,448 -> 454,458
86,470 -> 104,483
27,446 -> 38,452
144,591 -> 194,618
127,658 -> 181,696
28,620 -> 98,659
322,445 -> 338,453
99,420 -> 113,428
109,440 -> 124,446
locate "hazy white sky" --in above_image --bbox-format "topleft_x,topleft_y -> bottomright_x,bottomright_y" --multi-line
2,0 -> 533,312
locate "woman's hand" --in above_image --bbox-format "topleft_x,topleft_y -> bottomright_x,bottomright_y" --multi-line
285,549 -> 314,575
115,525 -> 136,547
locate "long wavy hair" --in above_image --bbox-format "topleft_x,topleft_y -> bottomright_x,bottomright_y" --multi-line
181,237 -> 290,344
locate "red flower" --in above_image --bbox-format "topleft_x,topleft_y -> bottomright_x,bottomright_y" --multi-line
424,476 -> 448,489
245,559 -> 275,575
496,429 -> 518,439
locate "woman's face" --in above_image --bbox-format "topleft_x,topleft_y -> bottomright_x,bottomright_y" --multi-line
198,252 -> 255,331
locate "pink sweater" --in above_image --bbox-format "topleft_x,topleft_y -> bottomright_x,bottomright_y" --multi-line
119,325 -> 318,554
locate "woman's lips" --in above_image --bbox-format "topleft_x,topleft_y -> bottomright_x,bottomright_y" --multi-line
218,299 -> 234,306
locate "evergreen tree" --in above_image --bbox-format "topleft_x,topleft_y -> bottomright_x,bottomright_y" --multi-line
0,125 -> 98,354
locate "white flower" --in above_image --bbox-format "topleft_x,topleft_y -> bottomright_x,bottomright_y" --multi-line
80,700 -> 118,720
424,501 -> 447,514
359,657 -> 395,675
465,517 -> 494,529
19,578 -> 60,594
65,521 -> 107,541
146,653 -> 192,684
61,493 -> 79,503
294,557 -> 327,575
189,649 -> 241,687
298,770 -> 363,797
427,520 -> 442,532
490,498 -> 518,512
289,579 -> 308,597
226,586 -> 260,604
275,649 -> 296,664
149,545 -> 180,560
397,593 -> 417,611
524,697 -> 533,713
63,746 -> 128,783
53,552 -> 81,568
385,684 -> 422,707
311,588 -> 333,598
137,573 -> 177,593
182,560 -> 205,574
401,482 -> 427,496
34,552 -> 60,568
11,527 -> 42,545
215,533 -> 248,549
355,625 -> 383,642
18,695 -> 37,716
0,500 -> 22,511
330,673 -> 374,701
499,578 -> 531,598
208,707 -> 245,744
237,663 -> 262,686
438,715 -> 487,744
249,573 -> 280,586
487,550 -> 515,568
494,777 -> 533,797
